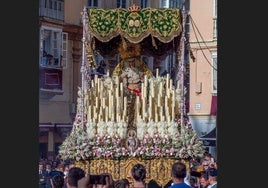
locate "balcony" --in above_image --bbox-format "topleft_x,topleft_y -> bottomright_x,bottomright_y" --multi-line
39,0 -> 64,21
39,67 -> 63,98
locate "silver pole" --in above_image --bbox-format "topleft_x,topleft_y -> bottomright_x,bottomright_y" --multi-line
179,5 -> 187,130
80,6 -> 87,128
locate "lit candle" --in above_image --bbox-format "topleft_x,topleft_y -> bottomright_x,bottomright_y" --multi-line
105,106 -> 109,122
159,82 -> 163,96
165,96 -> 168,115
116,76 -> 119,86
157,95 -> 161,107
172,90 -> 175,120
96,97 -> 98,108
108,90 -> 112,118
124,97 -> 127,112
155,108 -> 158,122
136,97 -> 140,116
120,82 -> 123,97
87,106 -> 91,121
144,75 -> 148,87
94,107 -> 97,120
97,78 -> 100,94
100,81 -> 103,98
166,73 -> 170,84
149,95 -> 152,108
142,97 -> 146,117
152,84 -> 155,98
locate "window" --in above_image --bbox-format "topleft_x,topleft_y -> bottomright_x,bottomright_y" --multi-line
169,0 -> 184,8
39,26 -> 68,69
160,0 -> 184,8
39,26 -> 68,92
140,0 -> 147,8
161,0 -> 169,8
211,51 -> 217,94
213,0 -> 217,39
117,0 -> 127,8
88,0 -> 98,7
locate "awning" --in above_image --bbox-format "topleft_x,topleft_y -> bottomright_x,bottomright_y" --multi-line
200,127 -> 216,147
200,127 -> 216,140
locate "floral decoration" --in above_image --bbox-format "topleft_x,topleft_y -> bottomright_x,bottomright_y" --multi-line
58,118 -> 205,161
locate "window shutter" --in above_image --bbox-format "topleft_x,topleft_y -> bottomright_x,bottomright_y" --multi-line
61,32 -> 68,69
40,28 -> 45,66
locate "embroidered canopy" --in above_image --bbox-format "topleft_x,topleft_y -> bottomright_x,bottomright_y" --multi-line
86,7 -> 182,44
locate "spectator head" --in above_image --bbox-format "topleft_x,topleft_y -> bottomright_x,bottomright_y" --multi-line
66,167 -> 86,187
204,153 -> 212,161
113,178 -> 130,188
130,163 -> 146,182
208,168 -> 217,185
199,171 -> 209,188
171,162 -> 187,180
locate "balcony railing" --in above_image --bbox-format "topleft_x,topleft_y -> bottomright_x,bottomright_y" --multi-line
39,0 -> 64,21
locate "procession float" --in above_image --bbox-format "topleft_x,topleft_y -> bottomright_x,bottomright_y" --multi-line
58,4 -> 206,187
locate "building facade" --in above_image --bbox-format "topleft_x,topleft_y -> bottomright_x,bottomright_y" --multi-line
188,0 -> 217,158
39,0 -> 87,159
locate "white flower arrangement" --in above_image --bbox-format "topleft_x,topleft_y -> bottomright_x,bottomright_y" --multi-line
58,118 -> 206,161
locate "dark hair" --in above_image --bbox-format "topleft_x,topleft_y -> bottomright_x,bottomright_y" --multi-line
49,170 -> 64,178
204,153 -> 212,158
67,167 -> 85,186
208,168 -> 217,177
51,174 -> 65,188
131,163 -> 146,182
171,162 -> 187,179
200,171 -> 209,180
113,178 -> 130,188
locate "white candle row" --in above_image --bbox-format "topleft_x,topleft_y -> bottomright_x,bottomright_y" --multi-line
137,74 -> 177,123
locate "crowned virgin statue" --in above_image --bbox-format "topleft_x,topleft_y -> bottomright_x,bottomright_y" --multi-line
112,40 -> 153,97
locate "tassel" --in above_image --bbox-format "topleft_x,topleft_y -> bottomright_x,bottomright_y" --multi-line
151,35 -> 158,50
121,36 -> 127,51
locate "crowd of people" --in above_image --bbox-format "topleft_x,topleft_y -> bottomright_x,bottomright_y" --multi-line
39,152 -> 217,188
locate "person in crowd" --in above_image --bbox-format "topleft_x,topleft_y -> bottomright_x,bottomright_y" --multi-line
46,162 -> 53,173
39,162 -> 48,188
113,178 -> 130,188
201,153 -> 217,172
183,171 -> 191,186
168,161 -> 192,188
49,170 -> 65,188
208,169 -> 217,188
68,160 -> 76,169
189,177 -> 198,188
147,179 -> 161,188
129,163 -> 147,188
46,162 -> 53,188
63,164 -> 70,179
77,173 -> 114,188
199,172 -> 210,188
66,167 -> 86,188
52,161 -> 58,170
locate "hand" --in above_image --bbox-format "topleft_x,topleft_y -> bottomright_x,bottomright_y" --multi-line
101,173 -> 114,188
78,175 -> 92,188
